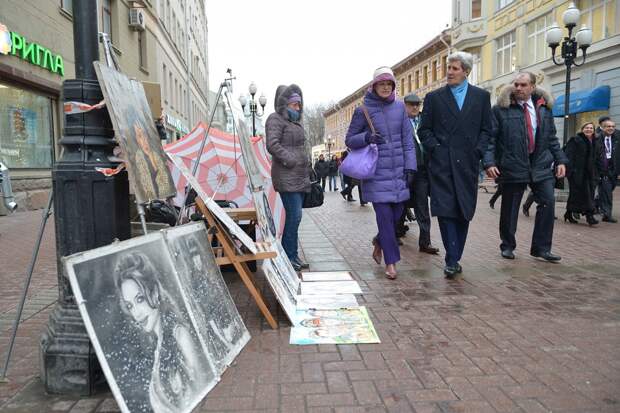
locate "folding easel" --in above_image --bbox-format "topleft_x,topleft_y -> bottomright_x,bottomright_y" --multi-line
195,198 -> 279,329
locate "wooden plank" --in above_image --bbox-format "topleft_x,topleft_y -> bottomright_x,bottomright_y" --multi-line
197,198 -> 278,329
221,207 -> 257,221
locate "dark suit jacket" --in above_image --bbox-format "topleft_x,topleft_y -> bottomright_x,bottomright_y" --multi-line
418,83 -> 492,220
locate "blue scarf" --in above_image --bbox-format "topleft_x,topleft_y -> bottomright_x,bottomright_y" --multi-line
450,79 -> 469,110
287,108 -> 300,122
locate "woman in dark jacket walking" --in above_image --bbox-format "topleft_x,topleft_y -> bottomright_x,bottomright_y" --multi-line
266,84 -> 311,271
345,67 -> 416,279
564,122 -> 599,225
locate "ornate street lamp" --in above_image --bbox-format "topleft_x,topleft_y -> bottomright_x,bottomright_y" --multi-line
325,135 -> 334,158
546,2 -> 592,146
239,82 -> 267,137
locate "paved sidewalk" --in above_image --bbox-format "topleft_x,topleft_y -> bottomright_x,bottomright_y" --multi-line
1,190 -> 619,412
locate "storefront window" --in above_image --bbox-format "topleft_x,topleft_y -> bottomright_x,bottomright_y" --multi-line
0,81 -> 54,168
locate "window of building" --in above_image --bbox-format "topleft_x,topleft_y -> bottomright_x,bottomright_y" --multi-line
415,71 -> 420,89
162,64 -> 168,103
579,0 -> 616,42
138,31 -> 147,69
526,13 -> 552,64
61,0 -> 73,14
441,55 -> 447,78
432,61 -> 438,82
407,74 -> 412,93
400,78 -> 405,95
497,0 -> 515,10
166,0 -> 171,28
423,65 -> 428,86
471,0 -> 481,18
174,78 -> 178,109
0,81 -> 54,168
496,30 -> 516,75
102,0 -> 113,41
168,72 -> 173,105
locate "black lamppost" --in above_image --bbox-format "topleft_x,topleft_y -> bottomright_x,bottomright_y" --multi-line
326,135 -> 334,158
239,82 -> 267,136
40,0 -> 130,394
545,2 -> 592,146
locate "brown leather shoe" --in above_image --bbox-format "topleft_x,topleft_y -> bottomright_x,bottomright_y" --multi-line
419,245 -> 439,254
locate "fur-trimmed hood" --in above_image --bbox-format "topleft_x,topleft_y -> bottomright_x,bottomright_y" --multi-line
496,85 -> 554,109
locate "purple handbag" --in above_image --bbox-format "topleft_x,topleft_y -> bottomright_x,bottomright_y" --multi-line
339,105 -> 379,180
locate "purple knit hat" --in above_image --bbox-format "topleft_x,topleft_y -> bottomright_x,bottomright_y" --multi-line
287,93 -> 302,104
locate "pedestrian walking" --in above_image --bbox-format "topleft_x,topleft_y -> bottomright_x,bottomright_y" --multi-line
401,93 -> 439,254
345,66 -> 416,279
328,155 -> 339,191
418,51 -> 492,278
266,84 -> 311,271
595,117 -> 619,222
484,71 -> 568,262
337,152 -> 346,190
313,154 -> 330,191
564,122 -> 599,225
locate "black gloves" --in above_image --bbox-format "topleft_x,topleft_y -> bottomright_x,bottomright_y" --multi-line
404,169 -> 416,187
365,131 -> 386,145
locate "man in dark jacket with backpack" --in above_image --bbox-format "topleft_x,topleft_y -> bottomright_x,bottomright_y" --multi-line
484,72 -> 568,261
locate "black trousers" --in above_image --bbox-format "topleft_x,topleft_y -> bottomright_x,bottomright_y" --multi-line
499,179 -> 555,254
411,171 -> 432,247
597,175 -> 616,218
320,176 -> 327,191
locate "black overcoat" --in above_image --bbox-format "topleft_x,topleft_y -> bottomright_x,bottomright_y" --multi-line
483,85 -> 568,184
565,133 -> 597,212
418,84 -> 492,221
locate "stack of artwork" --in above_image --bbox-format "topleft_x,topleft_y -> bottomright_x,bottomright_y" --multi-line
64,222 -> 250,413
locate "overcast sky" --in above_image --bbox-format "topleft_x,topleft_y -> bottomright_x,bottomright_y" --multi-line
206,1 -> 452,113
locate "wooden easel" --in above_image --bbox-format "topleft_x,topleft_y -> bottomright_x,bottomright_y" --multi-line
195,198 -> 279,329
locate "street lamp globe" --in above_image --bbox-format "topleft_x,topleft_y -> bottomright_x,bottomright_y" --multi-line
259,93 -> 267,108
576,25 -> 593,47
545,22 -> 563,46
239,94 -> 248,109
249,82 -> 257,96
562,2 -> 580,28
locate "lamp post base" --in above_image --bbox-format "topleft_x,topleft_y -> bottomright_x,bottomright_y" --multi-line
40,303 -> 107,395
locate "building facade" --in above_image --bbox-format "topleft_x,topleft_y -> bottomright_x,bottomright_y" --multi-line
452,0 -> 620,139
323,30 -> 452,155
0,0 -> 209,212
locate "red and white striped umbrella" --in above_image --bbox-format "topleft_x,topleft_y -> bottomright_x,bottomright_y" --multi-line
164,122 -> 286,237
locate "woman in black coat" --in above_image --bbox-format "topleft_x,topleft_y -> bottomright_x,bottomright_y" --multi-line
564,122 -> 598,225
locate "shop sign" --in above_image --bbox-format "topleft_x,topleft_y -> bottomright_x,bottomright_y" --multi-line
0,23 -> 64,76
165,113 -> 189,134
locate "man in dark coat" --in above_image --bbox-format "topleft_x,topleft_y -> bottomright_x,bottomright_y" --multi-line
484,72 -> 568,261
401,93 -> 439,254
418,52 -> 492,278
313,154 -> 330,190
595,118 -> 619,222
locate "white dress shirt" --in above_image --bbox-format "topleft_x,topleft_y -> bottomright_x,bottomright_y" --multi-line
518,97 -> 537,133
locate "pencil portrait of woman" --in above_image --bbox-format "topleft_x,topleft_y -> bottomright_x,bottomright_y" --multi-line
114,252 -> 212,413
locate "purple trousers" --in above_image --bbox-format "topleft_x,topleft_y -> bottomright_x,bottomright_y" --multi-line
373,202 -> 405,265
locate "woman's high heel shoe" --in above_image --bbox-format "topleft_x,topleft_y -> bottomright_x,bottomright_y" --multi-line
564,211 -> 578,224
371,238 -> 382,265
585,213 -> 599,226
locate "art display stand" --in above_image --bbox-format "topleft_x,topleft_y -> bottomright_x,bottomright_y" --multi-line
195,198 -> 279,329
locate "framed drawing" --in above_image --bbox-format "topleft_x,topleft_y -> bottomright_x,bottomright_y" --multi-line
290,307 -> 380,345
301,271 -> 354,282
94,62 -> 175,203
300,281 -> 362,296
163,223 -> 250,375
295,294 -> 359,310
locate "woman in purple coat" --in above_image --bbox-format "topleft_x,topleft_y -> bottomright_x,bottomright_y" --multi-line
345,67 -> 416,279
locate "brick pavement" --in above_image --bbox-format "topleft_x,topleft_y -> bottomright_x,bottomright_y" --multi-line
1,190 -> 619,412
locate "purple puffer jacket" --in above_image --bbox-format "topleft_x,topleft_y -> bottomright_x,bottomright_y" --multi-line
345,91 -> 416,203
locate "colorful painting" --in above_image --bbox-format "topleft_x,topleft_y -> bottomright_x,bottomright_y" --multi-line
290,307 -> 380,345
94,62 -> 175,203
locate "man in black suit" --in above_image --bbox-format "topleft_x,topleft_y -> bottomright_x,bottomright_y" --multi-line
401,93 -> 439,254
596,118 -> 619,222
484,72 -> 567,261
418,52 -> 492,278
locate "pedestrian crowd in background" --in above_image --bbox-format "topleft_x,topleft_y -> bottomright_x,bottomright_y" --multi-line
265,52 -> 618,279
